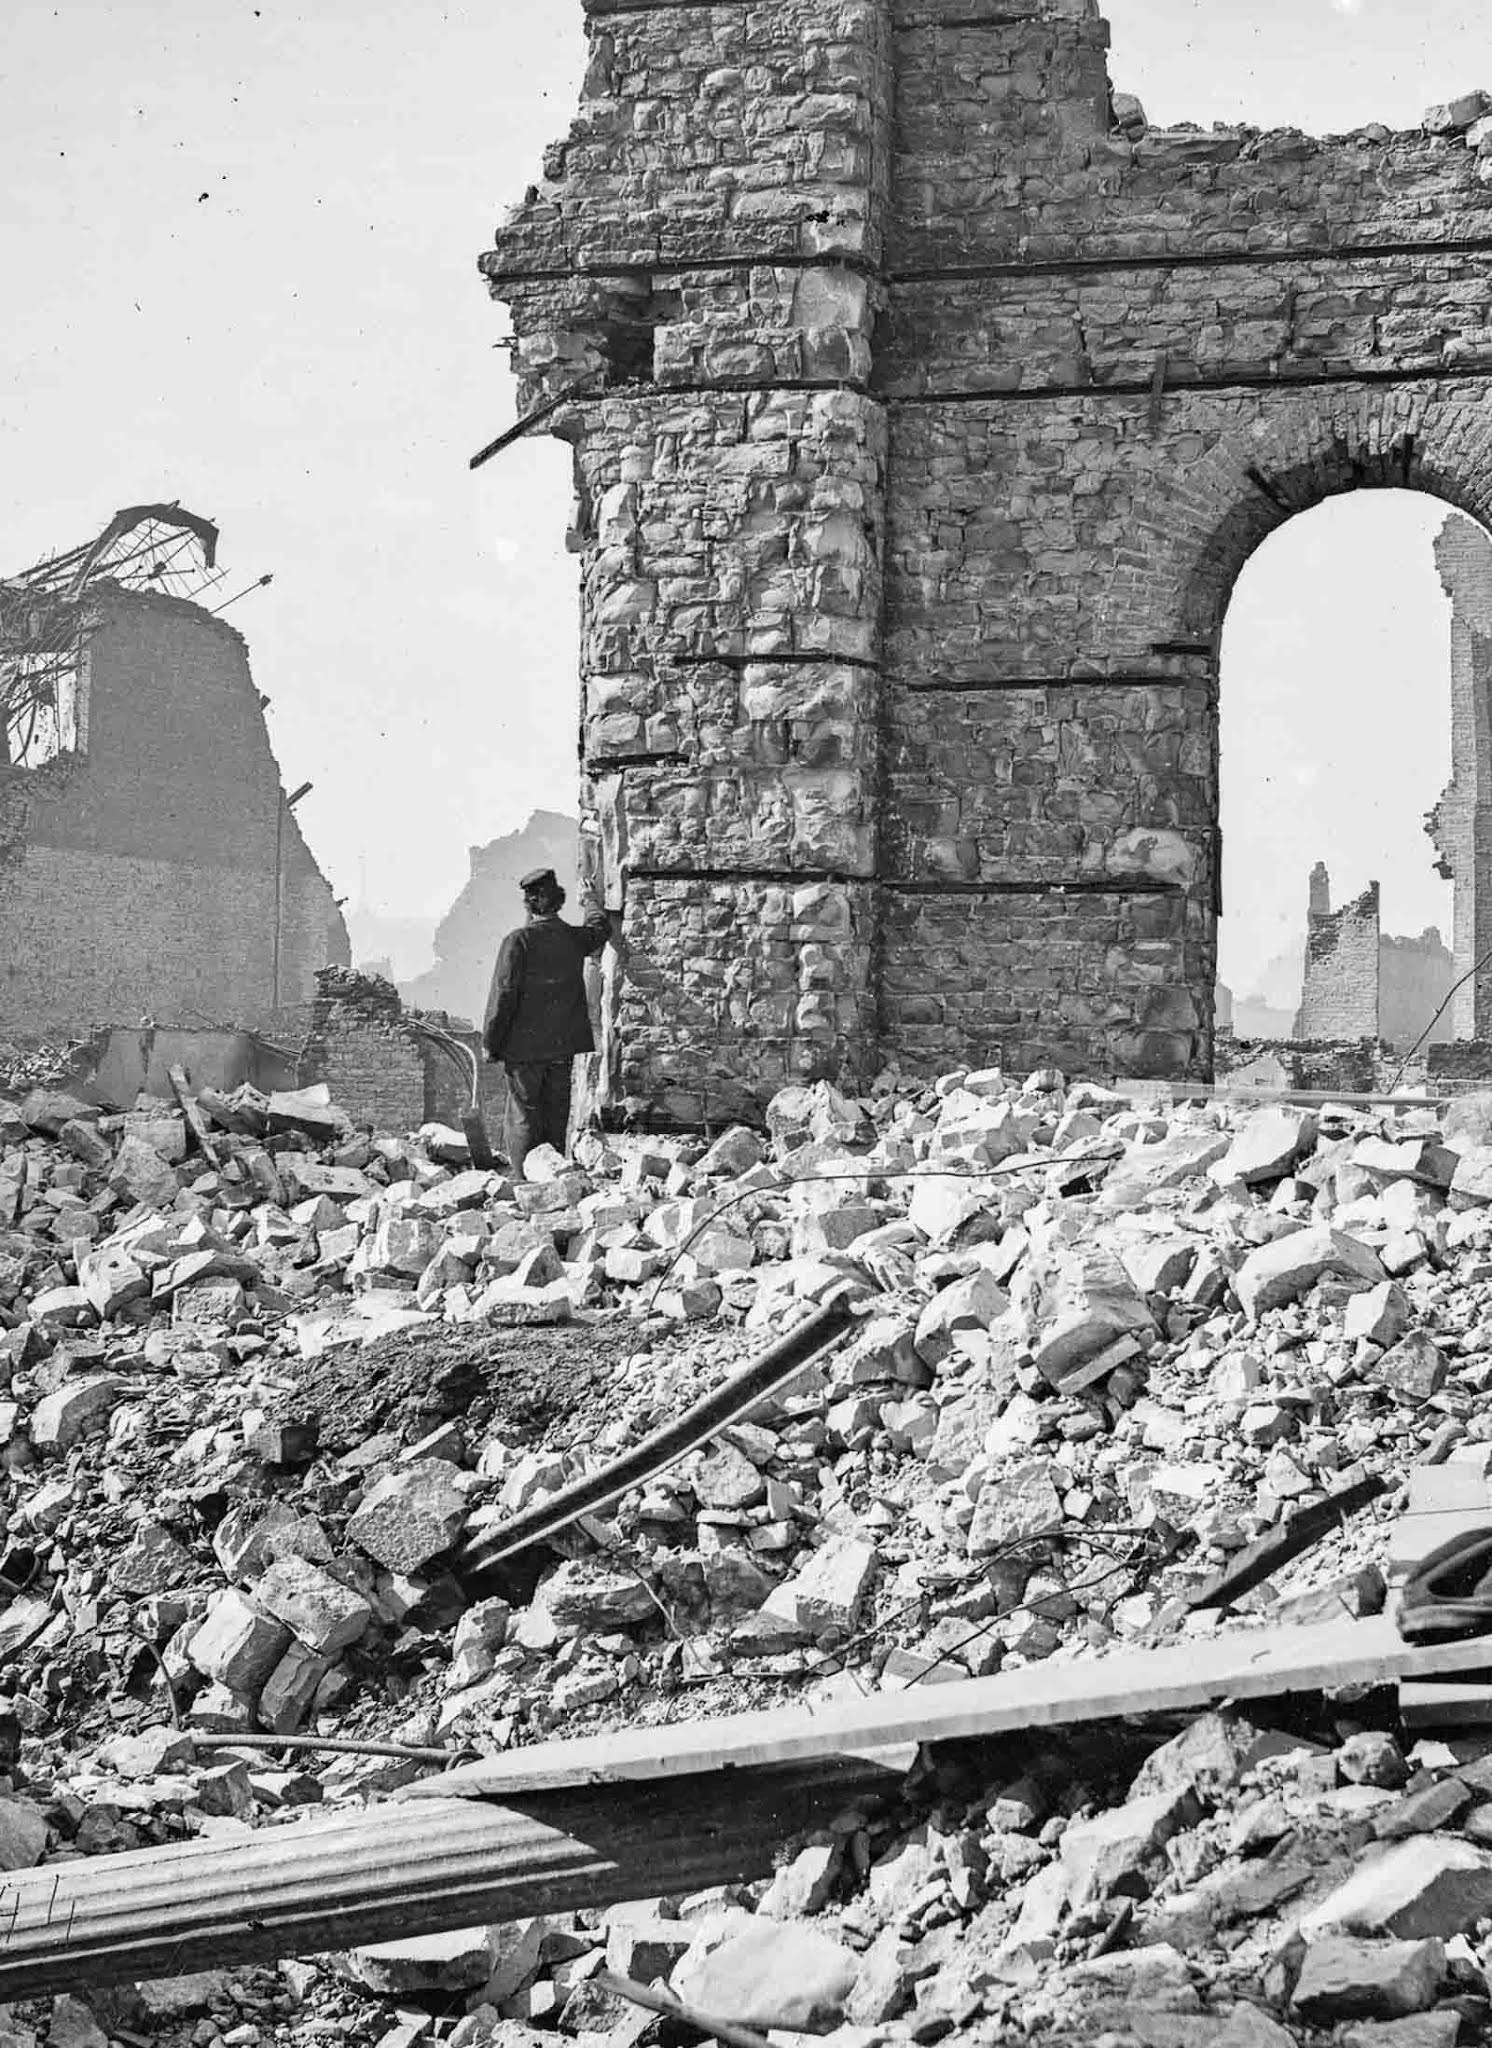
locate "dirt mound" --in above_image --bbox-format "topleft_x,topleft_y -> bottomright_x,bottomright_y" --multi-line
278,1316 -> 669,1456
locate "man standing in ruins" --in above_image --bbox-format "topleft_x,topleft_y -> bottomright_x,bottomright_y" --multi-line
482,866 -> 613,1172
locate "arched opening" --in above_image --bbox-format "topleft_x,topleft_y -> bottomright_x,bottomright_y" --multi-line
1217,489 -> 1492,1066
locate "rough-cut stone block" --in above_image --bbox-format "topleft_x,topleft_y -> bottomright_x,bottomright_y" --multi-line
258,1641 -> 332,1735
108,1134 -> 180,1209
694,1443 -> 765,1510
761,1535 -> 877,1637
187,1590 -> 292,1695
254,1555 -> 373,1655
1301,1837 -> 1492,1940
1291,1936 -> 1444,2024
1367,1332 -> 1448,1405
1059,1787 -> 1198,1908
1234,1226 -> 1384,1318
673,1919 -> 860,2032
0,1797 -> 47,1871
31,1376 -> 122,1451
347,1461 -> 468,1573
76,1244 -> 149,1318
1345,1281 -> 1411,1348
967,1458 -> 1064,1556
1212,1107 -> 1317,1186
915,1269 -> 1009,1367
1017,1246 -> 1154,1389
605,1915 -> 694,1983
539,1560 -> 654,1632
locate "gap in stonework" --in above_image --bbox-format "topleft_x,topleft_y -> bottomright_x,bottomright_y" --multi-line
1217,490 -> 1471,1049
1102,0 -> 1487,141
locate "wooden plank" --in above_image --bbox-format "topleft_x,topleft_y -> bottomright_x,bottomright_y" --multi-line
1401,1680 -> 1492,1730
1110,1081 -> 1447,1109
0,1760 -> 894,2002
403,1619 -> 1492,1801
168,1063 -> 222,1169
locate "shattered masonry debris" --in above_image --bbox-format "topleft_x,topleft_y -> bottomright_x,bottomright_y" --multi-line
9,1048 -> 1492,2035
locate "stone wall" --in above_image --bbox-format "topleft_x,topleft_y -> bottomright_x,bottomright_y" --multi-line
485,0 -> 1492,1118
0,587 -> 347,1040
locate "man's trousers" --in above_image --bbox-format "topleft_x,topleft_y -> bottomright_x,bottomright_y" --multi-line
503,1058 -> 572,1173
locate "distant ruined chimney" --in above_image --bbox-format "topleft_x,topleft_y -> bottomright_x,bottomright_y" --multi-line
1296,871 -> 1380,1041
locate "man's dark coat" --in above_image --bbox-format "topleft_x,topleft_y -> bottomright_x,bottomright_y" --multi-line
483,908 -> 610,1064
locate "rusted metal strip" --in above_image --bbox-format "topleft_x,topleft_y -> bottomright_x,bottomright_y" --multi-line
461,1297 -> 856,1571
0,1762 -> 896,2002
469,371 -> 605,471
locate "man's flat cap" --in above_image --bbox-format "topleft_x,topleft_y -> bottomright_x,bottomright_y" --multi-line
520,866 -> 558,891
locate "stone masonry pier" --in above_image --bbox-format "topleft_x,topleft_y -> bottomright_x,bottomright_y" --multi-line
483,0 -> 1492,1124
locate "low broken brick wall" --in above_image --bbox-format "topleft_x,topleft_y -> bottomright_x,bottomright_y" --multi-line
1427,1041 -> 1492,1083
1217,1039 -> 1382,1096
298,970 -> 509,1139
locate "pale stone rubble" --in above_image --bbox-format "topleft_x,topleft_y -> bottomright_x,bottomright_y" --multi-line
9,1064 -> 1492,2038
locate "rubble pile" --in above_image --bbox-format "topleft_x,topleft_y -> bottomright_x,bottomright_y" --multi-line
6,1063 -> 1492,2041
0,1042 -> 91,1100
323,1714 -> 1492,2047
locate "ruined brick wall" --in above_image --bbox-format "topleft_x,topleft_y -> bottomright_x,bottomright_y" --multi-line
1297,877 -> 1381,1042
0,588 -> 348,1039
1428,1040 -> 1492,1083
1218,1039 -> 1379,1096
1430,515 -> 1492,1037
302,1000 -> 429,1135
486,0 -> 1492,1116
300,971 -> 509,1138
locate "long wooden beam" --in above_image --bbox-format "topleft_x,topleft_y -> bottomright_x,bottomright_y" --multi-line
402,1618 -> 1492,1800
1111,1081 -> 1448,1109
0,1762 -> 895,2002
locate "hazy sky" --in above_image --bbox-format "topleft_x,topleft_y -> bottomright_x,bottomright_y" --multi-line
1,0 -> 1487,990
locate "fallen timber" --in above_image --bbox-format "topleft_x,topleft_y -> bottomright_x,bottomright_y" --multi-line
403,1617 -> 1492,1798
3,1620 -> 1489,1998
1109,1081 -> 1449,1109
0,1761 -> 894,2002
461,1296 -> 856,1570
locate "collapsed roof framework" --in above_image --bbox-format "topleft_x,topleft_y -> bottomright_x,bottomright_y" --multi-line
0,504 -> 222,767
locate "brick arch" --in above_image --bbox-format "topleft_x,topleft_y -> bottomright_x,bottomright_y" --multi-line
1136,388 -> 1492,1069
1158,386 -> 1492,650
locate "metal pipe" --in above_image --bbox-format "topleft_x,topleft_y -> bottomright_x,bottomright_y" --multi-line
460,1295 -> 856,1572
0,1762 -> 895,2001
